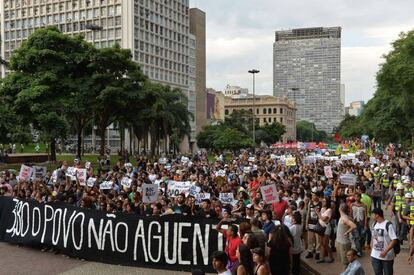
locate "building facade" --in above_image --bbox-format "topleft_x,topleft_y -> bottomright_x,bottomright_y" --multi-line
273,27 -> 343,133
206,89 -> 225,122
346,101 -> 364,117
224,84 -> 248,97
224,95 -> 296,142
0,0 -> 205,153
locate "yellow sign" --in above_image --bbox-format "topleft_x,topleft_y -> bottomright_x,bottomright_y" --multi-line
286,157 -> 296,166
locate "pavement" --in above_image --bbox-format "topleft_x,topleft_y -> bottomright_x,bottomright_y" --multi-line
0,242 -> 194,275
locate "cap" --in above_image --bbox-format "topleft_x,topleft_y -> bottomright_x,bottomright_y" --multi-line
396,183 -> 404,190
403,179 -> 410,184
246,204 -> 254,209
393,173 -> 398,177
405,193 -> 412,199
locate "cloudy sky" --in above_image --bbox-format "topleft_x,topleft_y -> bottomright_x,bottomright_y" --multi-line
190,0 -> 414,105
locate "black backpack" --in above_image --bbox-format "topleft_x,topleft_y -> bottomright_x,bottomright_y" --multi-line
373,221 -> 401,255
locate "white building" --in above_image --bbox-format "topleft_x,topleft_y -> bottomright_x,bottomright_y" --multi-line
224,84 -> 249,97
0,0 -> 204,153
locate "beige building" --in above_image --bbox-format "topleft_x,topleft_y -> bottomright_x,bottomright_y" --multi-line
224,95 -> 296,142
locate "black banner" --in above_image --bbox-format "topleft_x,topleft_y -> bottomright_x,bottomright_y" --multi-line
0,197 -> 226,272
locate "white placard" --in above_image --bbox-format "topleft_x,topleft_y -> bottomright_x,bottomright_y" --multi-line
248,157 -> 255,162
121,177 -> 132,188
167,181 -> 192,197
100,181 -> 113,190
85,162 -> 91,169
87,177 -> 96,187
195,193 -> 210,205
324,166 -> 333,178
19,165 -> 33,182
142,184 -> 158,203
32,166 -> 47,180
66,167 -> 77,180
215,170 -> 226,177
219,193 -> 234,204
243,166 -> 251,174
260,185 -> 279,204
76,169 -> 87,186
189,185 -> 201,196
340,174 -> 357,185
50,170 -> 58,185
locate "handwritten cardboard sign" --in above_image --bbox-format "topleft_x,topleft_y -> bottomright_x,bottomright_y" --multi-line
260,185 -> 279,204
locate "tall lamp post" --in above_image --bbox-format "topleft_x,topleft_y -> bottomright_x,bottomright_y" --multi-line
248,69 -> 260,148
85,24 -> 102,153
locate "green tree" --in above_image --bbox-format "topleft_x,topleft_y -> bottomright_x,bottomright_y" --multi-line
336,114 -> 364,139
360,30 -> 414,145
256,122 -> 286,145
196,124 -> 253,152
0,27 -> 88,160
296,120 -> 327,142
90,44 -> 145,156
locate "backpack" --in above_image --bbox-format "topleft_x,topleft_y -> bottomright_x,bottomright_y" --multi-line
372,221 -> 401,255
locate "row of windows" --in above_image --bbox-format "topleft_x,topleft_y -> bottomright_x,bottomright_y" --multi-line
224,108 -> 294,118
4,4 -> 122,19
4,0 -> 121,9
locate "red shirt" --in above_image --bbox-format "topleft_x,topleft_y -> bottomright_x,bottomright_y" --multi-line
272,199 -> 288,221
225,232 -> 242,262
249,180 -> 260,197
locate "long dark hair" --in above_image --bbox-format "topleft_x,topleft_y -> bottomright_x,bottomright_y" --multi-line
238,244 -> 254,275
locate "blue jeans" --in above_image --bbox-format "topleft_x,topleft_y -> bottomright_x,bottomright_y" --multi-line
371,257 -> 394,275
352,222 -> 365,253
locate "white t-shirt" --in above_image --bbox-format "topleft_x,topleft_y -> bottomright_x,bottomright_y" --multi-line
218,270 -> 232,275
371,220 -> 397,261
319,207 -> 332,227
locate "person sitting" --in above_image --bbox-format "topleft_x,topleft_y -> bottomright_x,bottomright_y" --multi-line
340,249 -> 365,275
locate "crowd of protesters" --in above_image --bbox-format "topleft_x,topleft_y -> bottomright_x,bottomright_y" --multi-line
1,141 -> 414,275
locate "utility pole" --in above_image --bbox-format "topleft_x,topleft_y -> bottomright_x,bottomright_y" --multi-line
248,69 -> 260,149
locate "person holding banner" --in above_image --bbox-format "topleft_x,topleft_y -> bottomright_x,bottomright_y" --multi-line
216,219 -> 243,273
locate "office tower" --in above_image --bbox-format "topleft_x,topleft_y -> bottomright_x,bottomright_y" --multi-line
273,27 -> 343,133
0,0 -> 205,152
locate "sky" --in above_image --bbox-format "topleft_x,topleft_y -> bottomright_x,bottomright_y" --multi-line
190,0 -> 414,105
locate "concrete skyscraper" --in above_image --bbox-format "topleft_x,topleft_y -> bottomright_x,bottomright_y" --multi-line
273,27 -> 343,133
0,0 -> 205,152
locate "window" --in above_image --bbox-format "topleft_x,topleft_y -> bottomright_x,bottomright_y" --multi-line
280,108 -> 283,114
268,108 -> 271,114
225,109 -> 229,115
263,108 -> 266,114
273,108 -> 277,114
264,118 -> 267,123
280,117 -> 283,123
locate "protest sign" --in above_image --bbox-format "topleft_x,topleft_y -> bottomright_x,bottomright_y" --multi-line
19,165 -> 33,182
243,166 -> 251,174
167,181 -> 192,197
66,167 -> 77,180
87,177 -> 96,187
85,162 -> 91,169
324,166 -> 333,178
32,166 -> 47,180
100,181 -> 113,190
340,174 -> 357,185
50,170 -> 58,185
215,170 -> 226,177
303,156 -> 316,165
195,193 -> 210,205
219,193 -> 234,205
189,185 -> 201,197
121,177 -> 132,188
248,157 -> 255,162
142,184 -> 158,203
286,157 -> 296,166
76,169 -> 87,186
260,185 -> 279,204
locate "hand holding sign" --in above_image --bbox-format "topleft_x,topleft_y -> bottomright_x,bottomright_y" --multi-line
324,166 -> 333,178
219,193 -> 234,205
121,177 -> 132,188
142,184 -> 158,203
19,165 -> 33,182
260,185 -> 279,204
100,181 -> 113,190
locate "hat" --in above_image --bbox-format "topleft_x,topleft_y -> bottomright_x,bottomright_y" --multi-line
403,179 -> 410,184
405,193 -> 412,199
393,173 -> 398,177
246,204 -> 254,209
396,183 -> 404,190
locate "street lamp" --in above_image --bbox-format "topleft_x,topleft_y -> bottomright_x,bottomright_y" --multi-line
85,24 -> 102,153
248,69 -> 260,148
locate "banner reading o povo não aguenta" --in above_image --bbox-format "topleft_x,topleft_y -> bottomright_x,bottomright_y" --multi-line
0,197 -> 228,272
